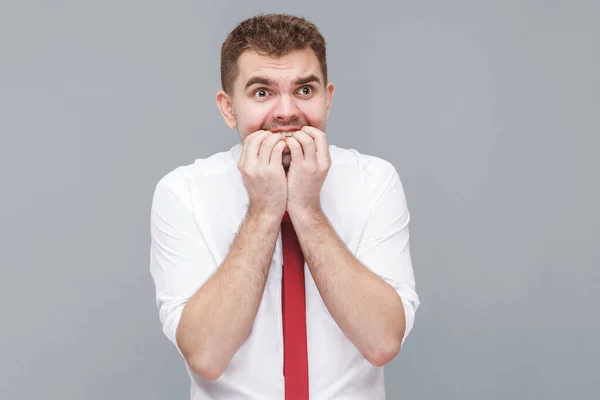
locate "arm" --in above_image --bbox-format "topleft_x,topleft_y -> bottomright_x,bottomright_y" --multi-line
150,183 -> 281,380
289,206 -> 407,367
285,127 -> 419,367
177,208 -> 279,379
176,208 -> 281,380
150,131 -> 288,380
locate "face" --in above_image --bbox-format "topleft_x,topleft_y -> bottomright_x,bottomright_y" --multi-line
217,47 -> 334,169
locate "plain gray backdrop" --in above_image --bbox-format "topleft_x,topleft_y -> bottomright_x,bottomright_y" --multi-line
1,0 -> 598,399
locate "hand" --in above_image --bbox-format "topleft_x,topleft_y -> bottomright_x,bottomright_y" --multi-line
238,130 -> 288,220
285,126 -> 331,216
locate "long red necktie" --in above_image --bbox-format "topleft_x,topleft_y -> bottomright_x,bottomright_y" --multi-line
281,211 -> 309,399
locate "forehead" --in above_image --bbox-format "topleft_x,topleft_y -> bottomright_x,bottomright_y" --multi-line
235,48 -> 323,86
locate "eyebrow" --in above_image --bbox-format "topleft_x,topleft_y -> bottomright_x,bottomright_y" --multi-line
244,74 -> 322,90
293,74 -> 321,86
244,76 -> 275,90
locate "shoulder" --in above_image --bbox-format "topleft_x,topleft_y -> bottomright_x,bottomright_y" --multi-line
329,144 -> 399,181
328,145 -> 405,207
152,145 -> 239,211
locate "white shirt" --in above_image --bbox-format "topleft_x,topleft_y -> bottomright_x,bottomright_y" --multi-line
149,142 -> 420,399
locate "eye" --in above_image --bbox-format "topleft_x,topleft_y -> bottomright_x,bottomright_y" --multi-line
253,89 -> 270,98
298,86 -> 312,96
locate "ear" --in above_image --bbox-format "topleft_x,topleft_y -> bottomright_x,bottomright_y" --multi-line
325,82 -> 334,120
216,90 -> 237,129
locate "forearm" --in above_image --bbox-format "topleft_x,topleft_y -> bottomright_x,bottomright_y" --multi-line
290,208 -> 406,366
176,209 -> 281,379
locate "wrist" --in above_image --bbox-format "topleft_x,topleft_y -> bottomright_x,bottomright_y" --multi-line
287,204 -> 324,223
246,205 -> 284,227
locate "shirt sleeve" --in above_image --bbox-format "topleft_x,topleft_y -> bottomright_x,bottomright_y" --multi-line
355,159 -> 420,347
149,178 -> 218,354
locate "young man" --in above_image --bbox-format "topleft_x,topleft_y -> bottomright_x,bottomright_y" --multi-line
149,13 -> 419,399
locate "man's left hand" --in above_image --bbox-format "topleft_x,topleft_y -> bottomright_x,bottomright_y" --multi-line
285,126 -> 331,216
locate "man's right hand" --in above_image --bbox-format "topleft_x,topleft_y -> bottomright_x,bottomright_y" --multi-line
173,130 -> 288,380
238,130 -> 288,220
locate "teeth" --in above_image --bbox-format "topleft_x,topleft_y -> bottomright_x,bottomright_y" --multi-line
282,132 -> 294,137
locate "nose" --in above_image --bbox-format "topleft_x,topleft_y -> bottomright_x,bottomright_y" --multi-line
272,94 -> 299,122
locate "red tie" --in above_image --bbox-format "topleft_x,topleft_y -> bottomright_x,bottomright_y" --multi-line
281,211 -> 309,399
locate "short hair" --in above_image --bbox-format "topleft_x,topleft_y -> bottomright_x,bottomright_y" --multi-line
220,13 -> 327,94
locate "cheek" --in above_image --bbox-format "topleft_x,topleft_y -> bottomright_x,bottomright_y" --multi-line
235,101 -> 270,133
300,100 -> 328,128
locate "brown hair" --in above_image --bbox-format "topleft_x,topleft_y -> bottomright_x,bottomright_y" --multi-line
220,13 -> 327,94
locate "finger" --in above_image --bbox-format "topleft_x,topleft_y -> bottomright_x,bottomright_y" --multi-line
258,133 -> 284,165
292,131 -> 317,165
241,130 -> 266,164
301,126 -> 329,165
244,131 -> 271,167
286,136 -> 304,164
270,140 -> 286,166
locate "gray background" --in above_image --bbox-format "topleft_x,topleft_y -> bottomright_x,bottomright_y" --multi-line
1,0 -> 598,399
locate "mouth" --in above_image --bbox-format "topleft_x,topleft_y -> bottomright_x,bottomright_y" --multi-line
268,127 -> 302,154
271,127 -> 302,137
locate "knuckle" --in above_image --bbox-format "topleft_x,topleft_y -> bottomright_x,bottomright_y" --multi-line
305,164 -> 317,174
242,166 -> 256,178
257,166 -> 270,178
317,162 -> 329,173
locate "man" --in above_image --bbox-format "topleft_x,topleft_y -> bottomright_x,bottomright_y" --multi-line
149,13 -> 419,399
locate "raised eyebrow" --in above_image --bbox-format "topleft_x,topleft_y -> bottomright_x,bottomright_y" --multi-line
245,76 -> 275,90
294,74 -> 321,86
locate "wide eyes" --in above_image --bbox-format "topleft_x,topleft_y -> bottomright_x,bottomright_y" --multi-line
298,86 -> 312,96
252,86 -> 313,99
254,89 -> 269,98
